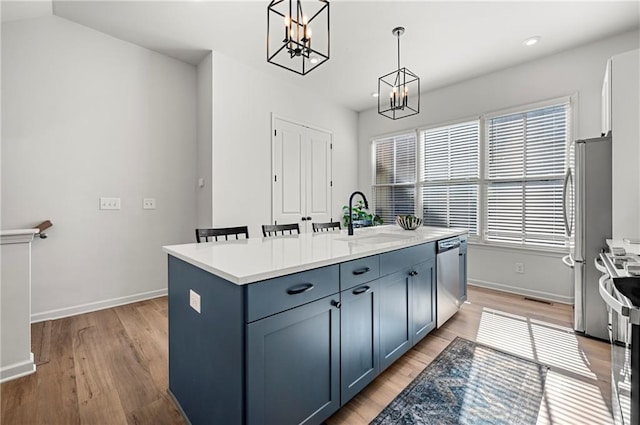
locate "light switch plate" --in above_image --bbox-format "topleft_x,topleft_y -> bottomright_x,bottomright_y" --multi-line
143,198 -> 156,209
100,197 -> 121,210
189,289 -> 201,313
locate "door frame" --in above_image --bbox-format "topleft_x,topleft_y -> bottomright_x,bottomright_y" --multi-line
270,113 -> 334,226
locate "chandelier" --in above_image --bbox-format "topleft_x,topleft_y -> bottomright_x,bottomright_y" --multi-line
267,0 -> 330,75
378,27 -> 420,120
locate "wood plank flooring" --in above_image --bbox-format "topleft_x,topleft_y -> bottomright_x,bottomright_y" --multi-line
1,287 -> 613,425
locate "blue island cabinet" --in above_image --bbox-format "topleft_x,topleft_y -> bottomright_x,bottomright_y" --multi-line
378,243 -> 436,372
339,255 -> 381,405
167,240 -> 440,425
246,294 -> 340,425
338,243 -> 436,405
168,256 -> 341,425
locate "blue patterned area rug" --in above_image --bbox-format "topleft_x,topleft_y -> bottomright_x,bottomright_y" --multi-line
370,337 -> 548,425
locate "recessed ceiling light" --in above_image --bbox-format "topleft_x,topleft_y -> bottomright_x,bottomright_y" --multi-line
523,36 -> 541,47
371,92 -> 379,98
309,57 -> 319,64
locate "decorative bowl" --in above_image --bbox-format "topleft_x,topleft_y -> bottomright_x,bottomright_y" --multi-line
396,215 -> 422,230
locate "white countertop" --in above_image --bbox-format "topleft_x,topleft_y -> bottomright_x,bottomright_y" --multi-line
163,225 -> 466,285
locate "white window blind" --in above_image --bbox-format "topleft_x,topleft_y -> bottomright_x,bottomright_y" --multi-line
372,133 -> 416,225
421,121 -> 479,235
486,103 -> 569,247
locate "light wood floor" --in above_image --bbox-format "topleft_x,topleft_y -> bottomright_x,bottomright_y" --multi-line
1,286 -> 613,425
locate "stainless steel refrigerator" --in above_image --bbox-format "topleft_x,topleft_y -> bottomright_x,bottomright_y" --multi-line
562,133 -> 612,340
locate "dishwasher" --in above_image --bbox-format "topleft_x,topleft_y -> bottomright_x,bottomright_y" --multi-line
436,236 -> 461,327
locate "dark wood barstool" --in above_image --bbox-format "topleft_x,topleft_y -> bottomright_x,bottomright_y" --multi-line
312,221 -> 341,232
195,226 -> 249,243
261,223 -> 300,237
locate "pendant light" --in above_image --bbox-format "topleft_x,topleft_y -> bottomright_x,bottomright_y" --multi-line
267,0 -> 330,75
378,27 -> 420,120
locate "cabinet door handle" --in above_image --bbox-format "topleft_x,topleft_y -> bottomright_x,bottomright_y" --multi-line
352,285 -> 371,295
286,283 -> 314,295
306,216 -> 312,220
301,217 -> 308,221
408,270 -> 418,276
331,300 -> 342,309
352,267 -> 371,276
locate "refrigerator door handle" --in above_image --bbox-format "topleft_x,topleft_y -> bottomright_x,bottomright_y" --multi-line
562,255 -> 574,268
562,167 -> 573,237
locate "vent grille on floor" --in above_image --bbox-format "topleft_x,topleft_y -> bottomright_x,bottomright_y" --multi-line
523,297 -> 553,305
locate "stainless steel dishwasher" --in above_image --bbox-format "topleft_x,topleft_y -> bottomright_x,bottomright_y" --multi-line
437,236 -> 461,327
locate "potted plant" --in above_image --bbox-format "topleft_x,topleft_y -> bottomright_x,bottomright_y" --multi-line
342,200 -> 383,228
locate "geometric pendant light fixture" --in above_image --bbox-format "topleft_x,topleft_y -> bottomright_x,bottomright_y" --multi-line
378,27 -> 420,119
267,0 -> 330,75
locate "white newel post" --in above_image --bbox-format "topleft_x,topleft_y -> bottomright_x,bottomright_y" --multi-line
1,229 -> 38,382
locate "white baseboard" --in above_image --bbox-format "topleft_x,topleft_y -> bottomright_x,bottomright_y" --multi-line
469,279 -> 573,305
31,289 -> 168,323
1,353 -> 36,383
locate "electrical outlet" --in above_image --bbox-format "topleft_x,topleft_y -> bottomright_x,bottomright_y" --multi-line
189,289 -> 201,313
100,197 -> 121,210
143,198 -> 156,209
515,262 -> 525,274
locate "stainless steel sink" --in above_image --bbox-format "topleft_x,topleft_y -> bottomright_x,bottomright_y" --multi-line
335,232 -> 415,245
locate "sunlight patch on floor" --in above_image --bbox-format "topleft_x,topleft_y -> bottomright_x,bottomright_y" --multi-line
536,371 -> 613,425
476,308 -> 597,379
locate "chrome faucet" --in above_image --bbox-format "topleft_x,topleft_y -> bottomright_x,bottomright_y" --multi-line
348,191 -> 369,236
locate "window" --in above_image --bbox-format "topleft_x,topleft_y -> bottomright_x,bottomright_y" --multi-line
486,103 -> 569,247
372,133 -> 416,225
371,98 -> 572,250
421,121 -> 479,236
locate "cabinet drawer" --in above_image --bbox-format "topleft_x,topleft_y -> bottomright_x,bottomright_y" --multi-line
380,242 -> 435,276
247,265 -> 339,322
340,255 -> 380,290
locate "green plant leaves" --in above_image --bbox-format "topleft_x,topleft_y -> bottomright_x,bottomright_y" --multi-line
342,200 -> 383,227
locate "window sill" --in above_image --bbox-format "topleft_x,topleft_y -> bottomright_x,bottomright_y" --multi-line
467,240 -> 569,258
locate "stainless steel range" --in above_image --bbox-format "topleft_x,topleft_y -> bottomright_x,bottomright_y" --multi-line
599,251 -> 640,425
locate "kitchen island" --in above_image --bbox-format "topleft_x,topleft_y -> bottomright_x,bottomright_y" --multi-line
163,225 -> 467,425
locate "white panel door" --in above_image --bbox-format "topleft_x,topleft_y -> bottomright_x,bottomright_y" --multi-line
273,118 -> 332,232
306,127 -> 332,225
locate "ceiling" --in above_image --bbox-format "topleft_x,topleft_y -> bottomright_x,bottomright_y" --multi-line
3,1 -> 639,112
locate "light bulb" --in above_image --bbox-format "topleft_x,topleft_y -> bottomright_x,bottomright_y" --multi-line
522,36 -> 541,46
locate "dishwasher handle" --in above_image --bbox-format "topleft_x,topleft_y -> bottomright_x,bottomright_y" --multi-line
438,238 -> 461,253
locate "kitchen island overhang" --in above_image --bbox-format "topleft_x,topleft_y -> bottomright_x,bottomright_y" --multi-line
164,225 -> 468,425
163,225 -> 466,285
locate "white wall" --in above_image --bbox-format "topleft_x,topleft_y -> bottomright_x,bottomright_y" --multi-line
211,52 -> 359,237
358,30 -> 640,302
1,15 -> 198,320
196,52 -> 213,228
